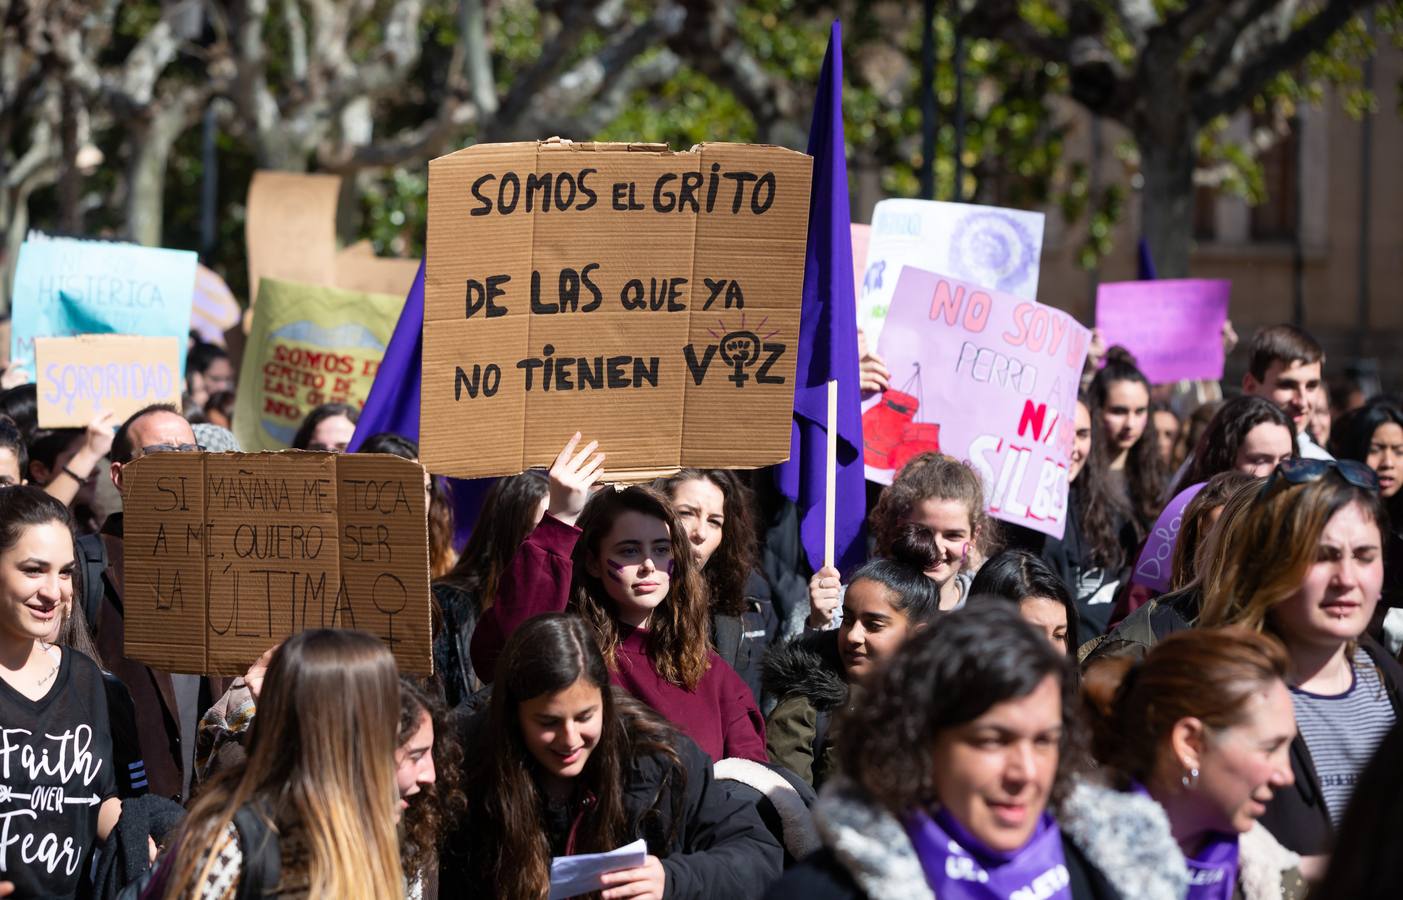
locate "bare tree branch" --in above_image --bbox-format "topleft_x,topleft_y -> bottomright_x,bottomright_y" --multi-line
1196,0 -> 1375,120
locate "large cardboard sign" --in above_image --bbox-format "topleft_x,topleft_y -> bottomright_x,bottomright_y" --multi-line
233,278 -> 405,451
1095,279 -> 1230,384
864,267 -> 1090,540
35,335 -> 182,427
421,139 -> 812,480
10,235 -> 197,375
858,199 -> 1044,344
122,451 -> 432,676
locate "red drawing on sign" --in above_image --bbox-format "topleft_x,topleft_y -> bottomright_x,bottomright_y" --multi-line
863,365 -> 941,470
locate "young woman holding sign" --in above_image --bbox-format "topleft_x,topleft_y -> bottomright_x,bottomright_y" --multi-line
0,486 -> 121,899
768,603 -> 1182,900
808,452 -> 994,631
469,434 -> 768,763
445,614 -> 782,899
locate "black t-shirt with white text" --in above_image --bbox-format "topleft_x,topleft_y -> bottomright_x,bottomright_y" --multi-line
0,647 -> 118,898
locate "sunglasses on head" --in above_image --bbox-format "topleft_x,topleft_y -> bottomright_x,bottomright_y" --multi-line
1261,457 -> 1380,496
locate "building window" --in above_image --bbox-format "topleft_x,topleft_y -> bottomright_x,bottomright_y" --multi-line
1250,115 -> 1299,242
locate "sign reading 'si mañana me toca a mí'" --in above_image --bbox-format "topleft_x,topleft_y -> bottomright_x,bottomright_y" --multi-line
421,138 -> 813,481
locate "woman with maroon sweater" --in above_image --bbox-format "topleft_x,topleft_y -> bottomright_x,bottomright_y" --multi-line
471,433 -> 767,763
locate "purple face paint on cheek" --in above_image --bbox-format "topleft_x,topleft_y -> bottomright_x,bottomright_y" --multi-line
605,558 -> 627,584
666,559 -> 675,576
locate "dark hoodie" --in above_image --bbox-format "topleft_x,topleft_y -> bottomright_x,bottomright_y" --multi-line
761,630 -> 850,788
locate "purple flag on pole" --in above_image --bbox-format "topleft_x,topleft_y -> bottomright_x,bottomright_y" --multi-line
776,20 -> 866,574
350,260 -> 490,545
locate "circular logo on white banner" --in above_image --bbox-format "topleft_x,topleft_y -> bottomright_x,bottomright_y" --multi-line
949,211 -> 1036,292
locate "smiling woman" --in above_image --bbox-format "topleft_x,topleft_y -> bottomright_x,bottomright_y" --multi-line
446,614 -> 782,900
766,604 -> 1187,900
0,486 -> 120,899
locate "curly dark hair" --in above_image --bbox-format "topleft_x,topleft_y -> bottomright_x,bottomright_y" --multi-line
398,678 -> 465,877
834,603 -> 1086,816
658,469 -> 759,617
571,485 -> 712,689
869,452 -> 999,562
1091,359 -> 1167,532
1172,395 -> 1298,496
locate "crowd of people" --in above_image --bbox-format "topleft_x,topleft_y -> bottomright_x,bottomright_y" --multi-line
2,318 -> 1402,900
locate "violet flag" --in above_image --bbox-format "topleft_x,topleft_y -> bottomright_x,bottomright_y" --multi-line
776,20 -> 866,575
349,260 -> 490,545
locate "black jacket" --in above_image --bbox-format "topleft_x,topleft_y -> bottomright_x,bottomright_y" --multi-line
431,580 -> 485,709
442,704 -> 784,899
767,836 -> 1120,900
1260,635 -> 1403,855
711,571 -> 781,708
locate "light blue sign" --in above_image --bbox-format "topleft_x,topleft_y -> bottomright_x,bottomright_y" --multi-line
10,236 -> 198,375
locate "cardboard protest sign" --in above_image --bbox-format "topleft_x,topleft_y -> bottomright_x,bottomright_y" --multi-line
421,139 -> 812,480
245,171 -> 340,308
1133,481 -> 1207,593
858,199 -> 1044,344
121,451 -> 432,676
865,267 -> 1090,539
10,235 -> 197,375
1095,279 -> 1230,384
233,278 -> 405,451
35,335 -> 182,427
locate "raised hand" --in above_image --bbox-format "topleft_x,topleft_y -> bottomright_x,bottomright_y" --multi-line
547,432 -> 606,526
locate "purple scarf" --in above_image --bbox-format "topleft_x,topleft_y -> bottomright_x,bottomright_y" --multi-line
1128,781 -> 1239,900
905,807 -> 1072,899
1182,833 -> 1239,900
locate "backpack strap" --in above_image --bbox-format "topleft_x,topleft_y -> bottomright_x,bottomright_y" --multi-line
231,803 -> 281,900
76,532 -> 108,625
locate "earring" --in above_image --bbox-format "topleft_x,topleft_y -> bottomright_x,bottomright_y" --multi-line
1181,767 -> 1199,790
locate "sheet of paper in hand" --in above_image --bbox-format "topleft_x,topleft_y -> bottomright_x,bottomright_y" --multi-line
549,838 -> 648,900
866,267 -> 1090,540
120,451 -> 432,675
421,138 -> 813,481
1095,279 -> 1230,385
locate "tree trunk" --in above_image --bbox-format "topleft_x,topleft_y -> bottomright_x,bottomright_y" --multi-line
125,98 -> 200,246
1135,106 -> 1197,278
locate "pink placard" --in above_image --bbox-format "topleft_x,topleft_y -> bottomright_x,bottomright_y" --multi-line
1094,279 -> 1230,384
1132,481 -> 1207,593
851,223 -> 871,302
866,267 -> 1091,540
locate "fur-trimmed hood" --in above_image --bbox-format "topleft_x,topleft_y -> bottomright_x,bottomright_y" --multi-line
812,777 -> 1189,900
761,629 -> 848,711
1237,822 -> 1304,900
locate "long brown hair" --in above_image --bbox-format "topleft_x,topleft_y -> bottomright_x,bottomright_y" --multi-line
571,485 -> 711,689
1091,357 -> 1168,532
1199,472 -> 1386,632
1082,627 -> 1289,785
440,470 -> 549,610
1071,394 -> 1138,568
161,631 -> 403,900
659,469 -> 759,617
464,615 -> 685,900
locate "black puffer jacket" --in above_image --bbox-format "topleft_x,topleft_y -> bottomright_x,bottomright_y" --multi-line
761,630 -> 849,789
431,580 -> 484,709
442,702 -> 784,899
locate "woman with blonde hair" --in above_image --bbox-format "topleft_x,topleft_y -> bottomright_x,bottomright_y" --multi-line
155,629 -> 404,899
1198,459 -> 1400,862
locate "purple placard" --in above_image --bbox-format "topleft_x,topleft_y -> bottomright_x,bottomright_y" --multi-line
866,267 -> 1091,540
1132,481 -> 1208,593
1094,279 -> 1230,384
